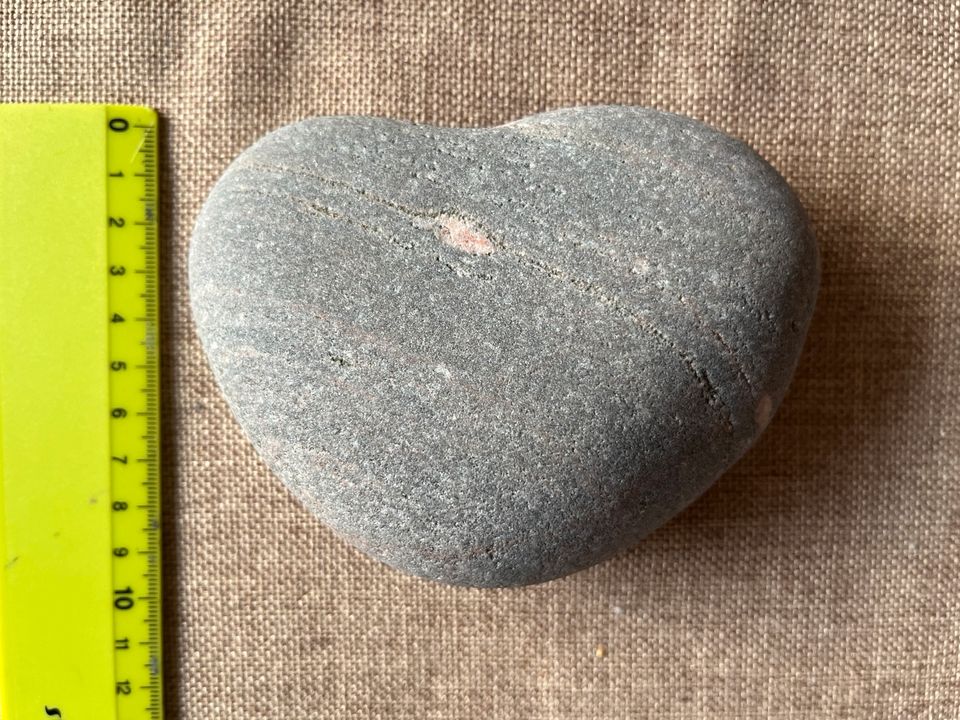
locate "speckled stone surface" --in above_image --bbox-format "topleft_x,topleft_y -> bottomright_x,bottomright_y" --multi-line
189,106 -> 819,587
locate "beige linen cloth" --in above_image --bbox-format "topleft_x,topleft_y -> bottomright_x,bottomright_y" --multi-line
3,2 -> 959,717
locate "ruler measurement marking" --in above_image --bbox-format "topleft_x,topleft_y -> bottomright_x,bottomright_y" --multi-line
106,106 -> 163,720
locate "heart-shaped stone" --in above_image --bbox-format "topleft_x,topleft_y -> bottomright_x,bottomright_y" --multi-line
190,106 -> 818,587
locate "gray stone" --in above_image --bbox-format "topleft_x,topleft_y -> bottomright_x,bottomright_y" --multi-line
189,106 -> 819,587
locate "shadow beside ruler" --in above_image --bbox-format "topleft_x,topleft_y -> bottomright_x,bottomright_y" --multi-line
0,104 -> 163,720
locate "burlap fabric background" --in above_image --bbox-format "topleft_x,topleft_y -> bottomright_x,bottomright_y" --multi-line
3,1 -> 959,717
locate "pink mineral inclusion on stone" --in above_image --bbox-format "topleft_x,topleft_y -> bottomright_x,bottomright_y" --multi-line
435,214 -> 495,255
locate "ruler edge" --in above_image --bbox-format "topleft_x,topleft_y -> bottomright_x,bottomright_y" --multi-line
105,102 -> 165,720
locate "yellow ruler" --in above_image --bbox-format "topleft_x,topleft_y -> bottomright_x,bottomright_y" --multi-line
0,104 -> 162,720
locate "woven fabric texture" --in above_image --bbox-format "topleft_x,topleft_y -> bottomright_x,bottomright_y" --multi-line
3,1 -> 959,717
